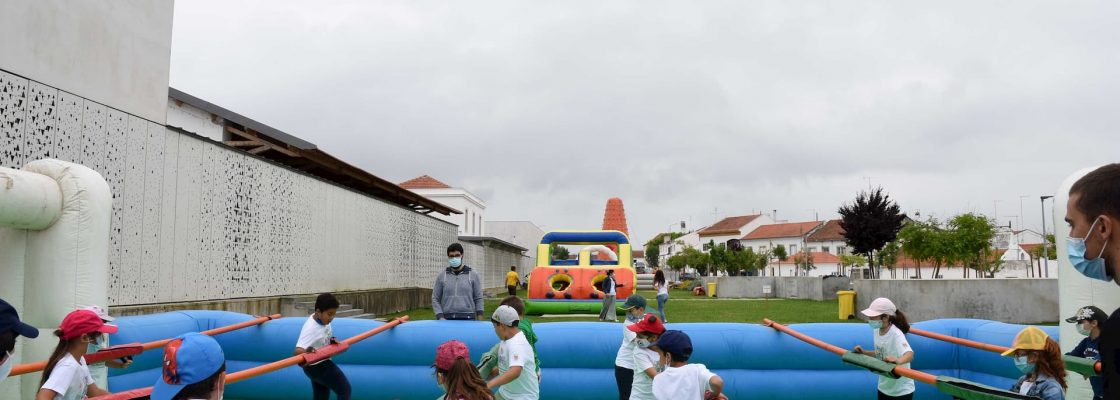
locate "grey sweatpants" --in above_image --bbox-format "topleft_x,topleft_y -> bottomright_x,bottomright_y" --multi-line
600,295 -> 617,321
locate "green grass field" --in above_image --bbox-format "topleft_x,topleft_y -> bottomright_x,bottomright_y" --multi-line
381,288 -> 857,324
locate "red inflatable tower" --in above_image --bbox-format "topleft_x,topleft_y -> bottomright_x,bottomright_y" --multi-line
599,198 -> 629,260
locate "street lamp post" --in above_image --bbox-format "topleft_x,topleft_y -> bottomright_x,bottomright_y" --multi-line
1041,195 -> 1053,277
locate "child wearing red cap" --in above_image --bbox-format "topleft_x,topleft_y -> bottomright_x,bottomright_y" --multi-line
627,313 -> 666,400
36,309 -> 118,400
433,340 -> 492,400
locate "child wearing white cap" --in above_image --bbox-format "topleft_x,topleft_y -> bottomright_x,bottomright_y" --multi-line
852,297 -> 915,400
487,305 -> 538,400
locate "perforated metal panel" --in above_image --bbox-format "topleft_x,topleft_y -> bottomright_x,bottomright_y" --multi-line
0,73 -> 518,307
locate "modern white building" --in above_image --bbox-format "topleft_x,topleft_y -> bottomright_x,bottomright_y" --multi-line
696,214 -> 774,250
486,220 -> 546,267
401,175 -> 487,236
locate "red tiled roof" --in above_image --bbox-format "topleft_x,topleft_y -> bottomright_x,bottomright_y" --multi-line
772,251 -> 841,264
741,221 -> 823,240
1019,243 -> 1042,256
698,215 -> 763,237
806,219 -> 845,242
400,175 -> 452,189
632,250 -> 645,258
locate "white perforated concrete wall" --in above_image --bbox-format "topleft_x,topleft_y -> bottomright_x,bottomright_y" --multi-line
0,69 -> 520,306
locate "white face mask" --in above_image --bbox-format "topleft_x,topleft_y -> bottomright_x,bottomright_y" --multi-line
0,351 -> 13,384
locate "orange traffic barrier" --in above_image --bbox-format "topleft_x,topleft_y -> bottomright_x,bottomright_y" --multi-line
762,318 -> 937,385
909,327 -> 1102,375
89,316 -> 409,400
11,314 -> 280,377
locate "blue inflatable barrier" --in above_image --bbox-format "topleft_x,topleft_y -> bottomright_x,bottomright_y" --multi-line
106,311 -> 1056,400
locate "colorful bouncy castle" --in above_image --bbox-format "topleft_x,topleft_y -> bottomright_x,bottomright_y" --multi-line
524,231 -> 636,315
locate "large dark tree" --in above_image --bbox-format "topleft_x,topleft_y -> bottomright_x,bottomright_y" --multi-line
838,188 -> 905,278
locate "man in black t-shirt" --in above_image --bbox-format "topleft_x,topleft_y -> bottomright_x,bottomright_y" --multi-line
1066,164 -> 1120,398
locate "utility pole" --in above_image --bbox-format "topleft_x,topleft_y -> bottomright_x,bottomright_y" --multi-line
1018,195 -> 1029,230
1041,196 -> 1053,277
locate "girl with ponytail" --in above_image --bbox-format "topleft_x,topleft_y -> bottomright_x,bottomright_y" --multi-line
36,309 -> 118,400
433,340 -> 493,400
852,297 -> 916,400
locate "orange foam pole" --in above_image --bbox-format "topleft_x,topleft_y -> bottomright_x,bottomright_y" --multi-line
908,327 -> 1010,354
763,319 -> 937,385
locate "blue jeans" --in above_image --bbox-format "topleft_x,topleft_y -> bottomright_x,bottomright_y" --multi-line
303,360 -> 351,400
656,294 -> 669,322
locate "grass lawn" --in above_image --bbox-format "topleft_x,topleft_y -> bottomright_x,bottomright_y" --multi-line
381,288 -> 857,325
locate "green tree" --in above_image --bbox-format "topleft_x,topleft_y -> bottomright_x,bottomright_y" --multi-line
772,245 -> 788,276
551,244 -> 570,261
644,232 -> 685,270
949,214 -> 997,278
877,240 -> 901,278
794,252 -> 816,274
838,188 -> 906,279
666,253 -> 686,272
839,254 -> 868,276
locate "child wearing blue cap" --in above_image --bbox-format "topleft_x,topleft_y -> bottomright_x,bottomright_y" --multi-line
152,332 -> 226,400
650,330 -> 725,400
0,298 -> 39,385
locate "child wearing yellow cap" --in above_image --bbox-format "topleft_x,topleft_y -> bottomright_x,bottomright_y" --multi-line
1001,326 -> 1067,400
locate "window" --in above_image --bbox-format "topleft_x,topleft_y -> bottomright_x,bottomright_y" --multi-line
809,247 -> 818,252
789,244 -> 797,253
822,246 -> 831,254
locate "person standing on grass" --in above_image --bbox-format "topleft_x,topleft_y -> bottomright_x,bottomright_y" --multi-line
1065,163 -> 1120,398
614,295 -> 648,400
506,266 -> 520,297
434,243 -> 484,321
652,269 -> 669,323
599,270 -> 623,322
852,297 -> 915,400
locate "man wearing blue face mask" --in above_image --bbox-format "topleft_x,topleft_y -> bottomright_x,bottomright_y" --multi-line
1066,163 -> 1120,398
432,243 -> 484,320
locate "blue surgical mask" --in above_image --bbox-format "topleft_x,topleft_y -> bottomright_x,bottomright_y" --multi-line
449,257 -> 463,269
1013,356 -> 1035,374
869,319 -> 883,330
1076,324 -> 1091,336
1067,217 -> 1111,281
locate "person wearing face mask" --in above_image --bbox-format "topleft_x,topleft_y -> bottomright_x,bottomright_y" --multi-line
1065,163 -> 1120,398
79,305 -> 130,390
627,313 -> 666,400
152,332 -> 227,400
36,309 -> 118,400
1064,306 -> 1105,399
614,295 -> 648,400
852,297 -> 914,400
0,298 -> 40,384
1002,326 -> 1067,400
433,243 -> 485,321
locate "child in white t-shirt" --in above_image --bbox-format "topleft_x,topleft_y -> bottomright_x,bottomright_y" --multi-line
651,330 -> 725,400
487,305 -> 539,400
852,297 -> 915,400
628,313 -> 666,400
294,293 -> 351,400
37,309 -> 119,400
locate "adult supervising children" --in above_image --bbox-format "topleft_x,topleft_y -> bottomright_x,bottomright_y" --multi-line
1065,164 -> 1120,398
434,243 -> 485,321
599,270 -> 623,322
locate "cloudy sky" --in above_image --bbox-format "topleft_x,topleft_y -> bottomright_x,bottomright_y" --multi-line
169,1 -> 1119,244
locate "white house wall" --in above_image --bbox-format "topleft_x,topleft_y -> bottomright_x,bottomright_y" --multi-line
0,70 -> 530,305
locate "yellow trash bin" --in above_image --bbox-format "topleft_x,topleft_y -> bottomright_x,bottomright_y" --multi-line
837,290 -> 856,320
707,282 -> 717,298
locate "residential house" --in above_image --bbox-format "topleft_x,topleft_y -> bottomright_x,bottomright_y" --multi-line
401,175 -> 486,236
740,221 -> 824,276
696,214 -> 774,250
804,219 -> 851,256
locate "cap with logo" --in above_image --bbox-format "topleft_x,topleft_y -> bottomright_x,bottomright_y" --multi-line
152,332 -> 226,400
1065,305 -> 1107,325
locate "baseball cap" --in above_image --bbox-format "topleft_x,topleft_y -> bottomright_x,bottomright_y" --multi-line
433,340 -> 471,371
491,305 -> 519,327
653,330 -> 692,357
1001,326 -> 1050,356
627,313 -> 665,335
1065,306 -> 1107,324
0,298 -> 38,338
861,298 -> 897,318
80,305 -> 115,322
152,333 -> 226,400
59,310 -> 117,341
622,295 -> 647,310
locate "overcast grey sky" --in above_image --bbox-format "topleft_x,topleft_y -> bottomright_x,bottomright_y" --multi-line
170,1 -> 1119,245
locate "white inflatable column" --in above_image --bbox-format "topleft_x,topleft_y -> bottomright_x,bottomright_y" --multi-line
0,160 -> 111,399
1056,166 -> 1120,400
